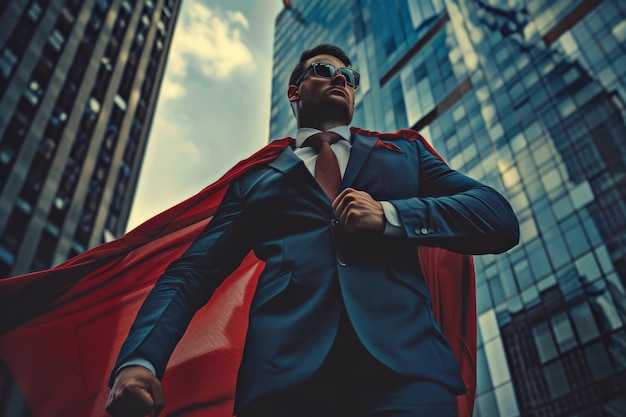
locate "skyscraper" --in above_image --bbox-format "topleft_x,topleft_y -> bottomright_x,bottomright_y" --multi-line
0,0 -> 181,277
270,1 -> 626,415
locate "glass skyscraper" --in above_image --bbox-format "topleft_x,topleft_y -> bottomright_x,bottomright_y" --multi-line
270,1 -> 626,416
0,0 -> 181,278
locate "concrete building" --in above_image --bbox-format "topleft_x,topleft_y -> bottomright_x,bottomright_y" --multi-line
270,1 -> 626,415
0,0 -> 181,277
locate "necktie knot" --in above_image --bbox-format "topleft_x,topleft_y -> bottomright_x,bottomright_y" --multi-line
302,131 -> 342,151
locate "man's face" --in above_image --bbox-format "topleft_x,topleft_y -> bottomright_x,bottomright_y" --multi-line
288,54 -> 356,125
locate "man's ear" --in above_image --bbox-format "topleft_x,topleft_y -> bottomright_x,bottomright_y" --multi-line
287,85 -> 299,102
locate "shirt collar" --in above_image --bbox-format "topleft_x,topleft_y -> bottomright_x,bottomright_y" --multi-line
295,126 -> 351,147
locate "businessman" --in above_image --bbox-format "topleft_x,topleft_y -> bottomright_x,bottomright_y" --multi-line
107,44 -> 519,417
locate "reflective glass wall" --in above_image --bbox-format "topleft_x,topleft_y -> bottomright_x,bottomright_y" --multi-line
270,1 -> 626,415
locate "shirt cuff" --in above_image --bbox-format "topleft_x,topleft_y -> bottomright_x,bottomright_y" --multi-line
381,201 -> 405,237
116,357 -> 157,377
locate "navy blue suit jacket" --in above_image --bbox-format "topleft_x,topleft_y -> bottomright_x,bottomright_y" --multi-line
114,131 -> 519,410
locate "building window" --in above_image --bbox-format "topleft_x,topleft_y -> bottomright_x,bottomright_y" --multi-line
0,207 -> 30,268
570,302 -> 600,344
30,230 -> 58,272
57,8 -> 77,35
0,111 -> 29,189
384,35 -> 396,57
48,29 -> 66,51
23,79 -> 43,106
550,311 -> 577,352
95,0 -> 111,13
533,322 -> 558,363
543,360 -> 570,399
584,341 -> 614,381
0,48 -> 18,79
26,1 -> 43,22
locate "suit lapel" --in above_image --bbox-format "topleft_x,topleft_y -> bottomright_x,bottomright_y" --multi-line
269,140 -> 329,202
341,132 -> 377,189
268,141 -> 303,175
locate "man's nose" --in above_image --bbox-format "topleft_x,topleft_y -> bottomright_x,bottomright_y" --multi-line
330,71 -> 347,86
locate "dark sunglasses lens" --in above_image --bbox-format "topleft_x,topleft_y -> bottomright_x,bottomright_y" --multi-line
314,64 -> 335,77
339,68 -> 357,86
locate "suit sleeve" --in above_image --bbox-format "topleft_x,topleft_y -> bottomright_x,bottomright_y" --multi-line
390,140 -> 519,255
111,179 -> 252,381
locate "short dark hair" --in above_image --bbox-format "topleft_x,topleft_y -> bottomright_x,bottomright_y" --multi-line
288,44 -> 352,87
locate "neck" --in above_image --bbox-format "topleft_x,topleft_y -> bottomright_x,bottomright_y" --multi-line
297,117 -> 347,132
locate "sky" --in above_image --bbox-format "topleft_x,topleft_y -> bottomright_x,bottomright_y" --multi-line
125,0 -> 285,231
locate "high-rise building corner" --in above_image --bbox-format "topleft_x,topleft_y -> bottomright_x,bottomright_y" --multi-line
0,0 -> 182,277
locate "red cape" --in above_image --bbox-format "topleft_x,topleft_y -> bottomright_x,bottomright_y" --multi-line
0,129 -> 475,417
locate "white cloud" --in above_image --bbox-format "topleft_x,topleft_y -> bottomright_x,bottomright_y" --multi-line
179,139 -> 202,162
125,116 -> 204,230
159,77 -> 186,100
226,11 -> 250,30
167,1 -> 255,80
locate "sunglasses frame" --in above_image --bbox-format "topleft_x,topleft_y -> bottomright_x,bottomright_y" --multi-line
295,62 -> 360,88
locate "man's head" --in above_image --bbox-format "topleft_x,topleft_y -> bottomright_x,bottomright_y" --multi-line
287,44 -> 358,129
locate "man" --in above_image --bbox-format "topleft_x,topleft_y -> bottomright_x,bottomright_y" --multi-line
107,44 -> 519,416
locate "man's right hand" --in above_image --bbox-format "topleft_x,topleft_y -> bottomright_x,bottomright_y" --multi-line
106,366 -> 164,417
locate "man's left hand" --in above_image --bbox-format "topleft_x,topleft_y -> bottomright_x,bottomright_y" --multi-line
332,188 -> 385,233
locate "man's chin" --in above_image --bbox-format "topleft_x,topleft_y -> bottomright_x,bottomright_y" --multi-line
315,102 -> 350,121
301,98 -> 352,123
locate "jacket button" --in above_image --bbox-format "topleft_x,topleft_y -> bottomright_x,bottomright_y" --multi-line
331,219 -> 338,227
337,257 -> 347,267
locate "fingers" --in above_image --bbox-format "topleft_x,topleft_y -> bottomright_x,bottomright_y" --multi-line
332,188 -> 360,218
332,188 -> 385,233
150,378 -> 165,417
331,188 -> 351,213
107,385 -> 152,417
106,366 -> 164,417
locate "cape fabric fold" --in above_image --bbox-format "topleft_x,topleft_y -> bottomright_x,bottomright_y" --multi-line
0,129 -> 475,417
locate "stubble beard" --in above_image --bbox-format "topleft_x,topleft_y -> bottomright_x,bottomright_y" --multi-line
303,95 -> 351,127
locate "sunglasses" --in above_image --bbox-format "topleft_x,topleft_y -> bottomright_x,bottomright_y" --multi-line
295,62 -> 360,88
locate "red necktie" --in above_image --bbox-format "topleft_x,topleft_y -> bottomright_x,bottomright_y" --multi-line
302,131 -> 342,200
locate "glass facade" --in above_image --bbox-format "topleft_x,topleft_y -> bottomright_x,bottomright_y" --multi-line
0,0 -> 181,277
270,1 -> 626,415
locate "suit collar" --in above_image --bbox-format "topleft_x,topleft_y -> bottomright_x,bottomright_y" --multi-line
269,141 -> 331,202
295,126 -> 351,147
